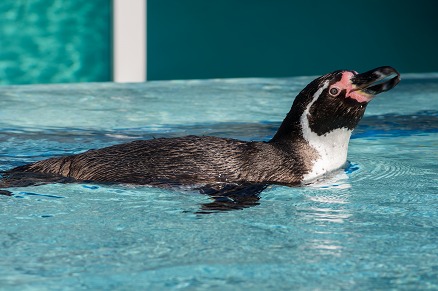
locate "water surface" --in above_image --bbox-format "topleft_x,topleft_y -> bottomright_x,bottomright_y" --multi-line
1,75 -> 437,290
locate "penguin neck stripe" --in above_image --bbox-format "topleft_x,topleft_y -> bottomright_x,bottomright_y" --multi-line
304,80 -> 330,122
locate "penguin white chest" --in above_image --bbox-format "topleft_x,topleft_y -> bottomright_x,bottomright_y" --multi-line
302,127 -> 352,182
299,81 -> 353,182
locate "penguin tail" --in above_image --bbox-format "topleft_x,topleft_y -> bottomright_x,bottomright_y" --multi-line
0,166 -> 75,194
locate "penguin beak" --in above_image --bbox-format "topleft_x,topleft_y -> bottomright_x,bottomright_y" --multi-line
351,66 -> 401,96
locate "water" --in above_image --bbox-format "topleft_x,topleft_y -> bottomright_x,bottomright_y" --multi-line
1,75 -> 437,290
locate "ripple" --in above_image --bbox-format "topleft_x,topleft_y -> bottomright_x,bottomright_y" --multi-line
15,191 -> 64,199
350,157 -> 424,187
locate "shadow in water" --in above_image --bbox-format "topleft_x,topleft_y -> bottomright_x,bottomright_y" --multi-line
196,183 -> 267,214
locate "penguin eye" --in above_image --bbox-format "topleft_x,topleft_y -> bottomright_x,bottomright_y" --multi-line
329,87 -> 340,96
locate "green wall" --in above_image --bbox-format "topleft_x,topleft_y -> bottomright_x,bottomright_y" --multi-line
1,0 -> 438,84
148,0 -> 438,80
0,0 -> 111,85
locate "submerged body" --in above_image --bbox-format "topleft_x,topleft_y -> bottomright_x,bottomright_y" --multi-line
0,67 -> 400,193
4,135 -> 316,189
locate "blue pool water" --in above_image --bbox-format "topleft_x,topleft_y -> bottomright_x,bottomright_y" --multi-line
0,75 -> 437,290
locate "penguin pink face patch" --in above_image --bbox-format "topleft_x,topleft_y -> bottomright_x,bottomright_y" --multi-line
328,71 -> 374,103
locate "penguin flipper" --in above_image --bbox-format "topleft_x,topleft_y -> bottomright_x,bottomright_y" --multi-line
197,183 -> 268,213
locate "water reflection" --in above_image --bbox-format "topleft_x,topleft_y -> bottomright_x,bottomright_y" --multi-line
298,189 -> 353,256
307,207 -> 352,224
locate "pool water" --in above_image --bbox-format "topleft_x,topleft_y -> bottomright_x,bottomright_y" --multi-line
1,75 -> 437,290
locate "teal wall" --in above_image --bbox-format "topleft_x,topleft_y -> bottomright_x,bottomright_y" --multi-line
148,0 -> 438,80
1,1 -> 438,84
0,0 -> 111,85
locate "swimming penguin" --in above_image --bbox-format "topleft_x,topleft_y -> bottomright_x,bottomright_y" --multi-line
0,67 -> 400,198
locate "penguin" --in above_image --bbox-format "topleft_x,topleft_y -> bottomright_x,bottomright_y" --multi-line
0,66 -> 400,204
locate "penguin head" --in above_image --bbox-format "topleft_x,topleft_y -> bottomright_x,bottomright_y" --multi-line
273,66 -> 400,140
301,66 -> 401,136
